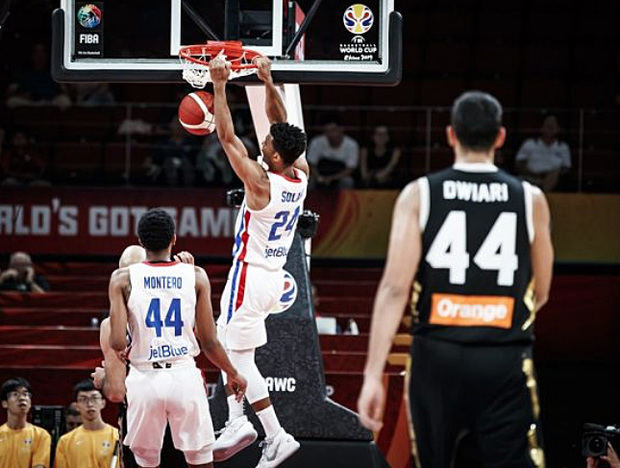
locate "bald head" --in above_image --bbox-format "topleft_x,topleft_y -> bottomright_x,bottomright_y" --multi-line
9,252 -> 33,276
119,245 -> 146,268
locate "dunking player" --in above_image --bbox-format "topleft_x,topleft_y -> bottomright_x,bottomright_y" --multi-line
358,91 -> 554,467
208,56 -> 308,467
108,209 -> 247,468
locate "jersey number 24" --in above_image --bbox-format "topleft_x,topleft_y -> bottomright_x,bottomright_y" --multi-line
425,211 -> 518,286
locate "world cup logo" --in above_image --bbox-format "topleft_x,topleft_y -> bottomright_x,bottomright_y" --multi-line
77,4 -> 102,29
343,4 -> 374,35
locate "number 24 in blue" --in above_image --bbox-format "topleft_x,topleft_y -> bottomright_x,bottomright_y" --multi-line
145,298 -> 184,337
268,207 -> 300,241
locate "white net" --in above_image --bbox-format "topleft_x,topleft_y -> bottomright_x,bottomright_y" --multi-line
179,50 -> 258,89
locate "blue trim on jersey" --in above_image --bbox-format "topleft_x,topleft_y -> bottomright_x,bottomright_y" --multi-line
232,205 -> 246,257
227,260 -> 241,324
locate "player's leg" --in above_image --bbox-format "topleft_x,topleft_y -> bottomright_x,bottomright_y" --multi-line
167,366 -> 217,468
124,368 -> 167,468
470,346 -> 544,468
409,336 -> 464,468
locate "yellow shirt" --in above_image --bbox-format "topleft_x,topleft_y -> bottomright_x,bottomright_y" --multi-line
0,422 -> 51,468
54,425 -> 119,468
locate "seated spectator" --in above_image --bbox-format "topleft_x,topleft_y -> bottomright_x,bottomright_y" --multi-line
68,83 -> 116,106
360,125 -> 401,188
0,377 -> 52,468
0,251 -> 49,293
6,43 -> 71,109
54,380 -> 119,468
64,403 -> 82,433
150,117 -> 199,186
516,115 -> 571,192
307,118 -> 359,189
1,129 -> 49,186
196,128 -> 255,186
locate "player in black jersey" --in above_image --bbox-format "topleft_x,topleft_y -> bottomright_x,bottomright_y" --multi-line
358,91 -> 553,468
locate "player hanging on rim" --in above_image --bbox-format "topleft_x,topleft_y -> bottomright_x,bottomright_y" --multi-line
208,56 -> 309,468
108,208 -> 247,468
358,91 -> 554,467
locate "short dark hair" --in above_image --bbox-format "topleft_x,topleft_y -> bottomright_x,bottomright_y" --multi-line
65,404 -> 80,417
137,208 -> 175,252
1,377 -> 31,401
270,123 -> 307,166
73,379 -> 100,401
451,91 -> 503,152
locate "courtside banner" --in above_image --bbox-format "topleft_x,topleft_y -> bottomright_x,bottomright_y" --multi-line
1,188 -> 619,262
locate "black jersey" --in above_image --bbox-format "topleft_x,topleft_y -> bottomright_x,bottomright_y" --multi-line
412,163 -> 536,344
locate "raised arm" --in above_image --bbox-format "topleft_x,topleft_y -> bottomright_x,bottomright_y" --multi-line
194,266 -> 247,400
358,181 -> 422,431
530,187 -> 553,312
108,268 -> 130,352
255,57 -> 310,177
210,57 -> 269,200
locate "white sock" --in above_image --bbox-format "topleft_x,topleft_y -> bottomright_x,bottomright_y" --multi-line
256,405 -> 281,439
227,394 -> 244,421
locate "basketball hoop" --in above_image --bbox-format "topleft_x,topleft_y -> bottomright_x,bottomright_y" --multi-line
179,40 -> 264,89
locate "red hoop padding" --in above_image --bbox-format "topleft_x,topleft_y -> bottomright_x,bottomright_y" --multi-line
179,40 -> 263,70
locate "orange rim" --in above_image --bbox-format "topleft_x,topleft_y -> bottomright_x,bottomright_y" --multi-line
179,40 -> 263,70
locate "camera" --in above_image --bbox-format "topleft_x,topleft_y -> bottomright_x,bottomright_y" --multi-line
226,188 -> 245,208
582,423 -> 620,457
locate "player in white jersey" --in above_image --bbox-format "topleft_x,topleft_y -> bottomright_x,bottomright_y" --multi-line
208,57 -> 309,467
108,208 -> 247,468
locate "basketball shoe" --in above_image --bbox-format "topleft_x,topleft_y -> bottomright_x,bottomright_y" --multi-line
255,428 -> 300,467
213,415 -> 258,462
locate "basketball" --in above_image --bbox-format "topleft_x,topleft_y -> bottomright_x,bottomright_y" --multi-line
178,91 -> 216,136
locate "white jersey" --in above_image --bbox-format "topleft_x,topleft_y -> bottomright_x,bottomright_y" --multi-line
126,261 -> 200,366
232,168 -> 308,271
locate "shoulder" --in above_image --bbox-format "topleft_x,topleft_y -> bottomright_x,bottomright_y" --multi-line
343,135 -> 359,148
308,135 -> 326,146
33,424 -> 52,441
110,267 -> 130,284
194,266 -> 209,285
396,180 -> 421,210
106,424 -> 119,438
0,423 -> 7,433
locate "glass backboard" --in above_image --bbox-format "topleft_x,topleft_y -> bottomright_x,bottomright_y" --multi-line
51,0 -> 402,85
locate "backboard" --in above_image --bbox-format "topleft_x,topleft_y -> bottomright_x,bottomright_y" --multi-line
51,0 -> 401,85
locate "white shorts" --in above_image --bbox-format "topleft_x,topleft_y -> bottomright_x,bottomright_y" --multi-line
217,263 -> 282,350
124,362 -> 214,466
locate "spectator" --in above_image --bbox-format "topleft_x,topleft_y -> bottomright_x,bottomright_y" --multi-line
1,129 -> 49,186
516,115 -> 571,191
586,443 -> 620,468
6,43 -> 71,109
196,130 -> 255,186
68,83 -> 116,106
307,119 -> 359,189
359,125 -> 401,188
149,117 -> 198,186
64,403 -> 82,433
0,251 -> 50,293
54,380 -> 119,468
0,377 -> 52,468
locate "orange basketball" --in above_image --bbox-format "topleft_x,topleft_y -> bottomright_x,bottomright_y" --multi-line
178,91 -> 216,136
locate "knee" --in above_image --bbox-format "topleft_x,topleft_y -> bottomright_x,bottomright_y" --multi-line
184,445 -> 213,465
131,447 -> 160,467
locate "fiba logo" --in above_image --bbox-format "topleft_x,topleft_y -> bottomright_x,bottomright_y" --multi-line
343,4 -> 374,35
352,36 -> 365,44
271,270 -> 298,314
77,4 -> 102,29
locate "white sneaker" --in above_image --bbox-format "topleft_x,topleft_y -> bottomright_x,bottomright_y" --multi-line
255,429 -> 300,468
213,415 -> 258,462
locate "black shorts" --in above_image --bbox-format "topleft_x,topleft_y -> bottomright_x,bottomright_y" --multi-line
407,336 -> 544,468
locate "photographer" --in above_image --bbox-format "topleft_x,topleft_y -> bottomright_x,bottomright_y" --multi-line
587,444 -> 620,468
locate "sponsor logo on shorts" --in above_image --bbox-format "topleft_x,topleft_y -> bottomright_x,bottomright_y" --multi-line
429,293 -> 514,329
270,270 -> 297,314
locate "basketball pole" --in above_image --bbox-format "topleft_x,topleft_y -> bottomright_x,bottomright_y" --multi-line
245,83 -> 312,271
